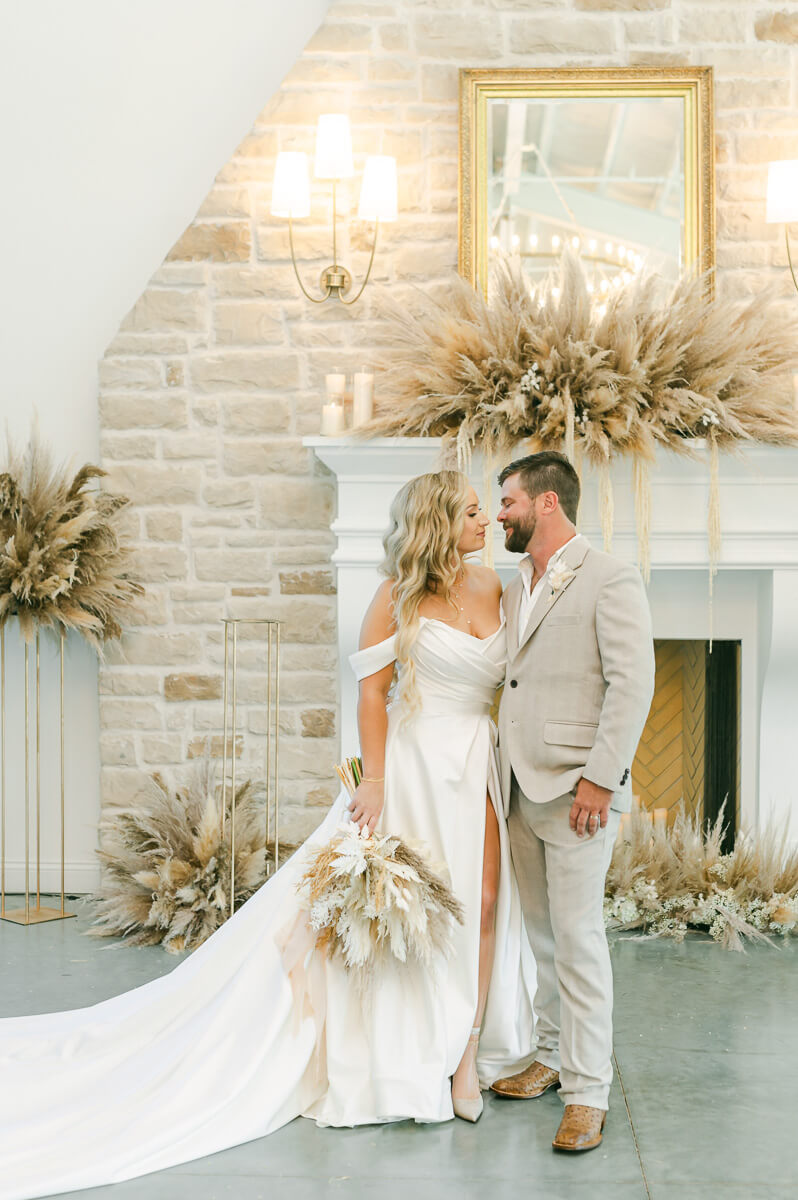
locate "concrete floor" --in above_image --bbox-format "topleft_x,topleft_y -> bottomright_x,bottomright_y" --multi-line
2,894 -> 797,1200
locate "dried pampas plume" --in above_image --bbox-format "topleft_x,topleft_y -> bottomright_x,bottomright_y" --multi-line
363,251 -> 798,576
605,805 -> 798,952
0,429 -> 143,647
87,761 -> 294,954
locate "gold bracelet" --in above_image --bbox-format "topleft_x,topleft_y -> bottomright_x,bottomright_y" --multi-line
361,775 -> 384,783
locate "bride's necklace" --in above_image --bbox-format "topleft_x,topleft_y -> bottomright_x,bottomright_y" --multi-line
439,570 -> 470,628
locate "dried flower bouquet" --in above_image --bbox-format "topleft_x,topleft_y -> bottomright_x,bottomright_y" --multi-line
296,757 -> 464,979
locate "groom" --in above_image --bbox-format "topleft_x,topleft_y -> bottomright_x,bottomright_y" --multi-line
492,451 -> 655,1152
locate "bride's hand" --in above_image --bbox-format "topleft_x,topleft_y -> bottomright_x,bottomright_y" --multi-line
348,780 -> 384,835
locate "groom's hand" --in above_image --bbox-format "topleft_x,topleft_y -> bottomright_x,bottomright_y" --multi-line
570,777 -> 613,838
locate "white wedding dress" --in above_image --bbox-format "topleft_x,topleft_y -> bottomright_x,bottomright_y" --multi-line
0,617 -> 536,1200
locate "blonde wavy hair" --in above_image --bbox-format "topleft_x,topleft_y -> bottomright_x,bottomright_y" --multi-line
379,470 -> 469,718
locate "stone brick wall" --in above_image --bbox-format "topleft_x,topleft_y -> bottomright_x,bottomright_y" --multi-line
98,0 -> 798,841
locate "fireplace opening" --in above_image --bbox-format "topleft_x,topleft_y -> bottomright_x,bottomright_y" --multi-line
632,639 -> 741,851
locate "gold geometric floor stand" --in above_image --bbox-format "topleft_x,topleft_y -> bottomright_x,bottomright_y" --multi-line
1,627 -> 76,925
221,617 -> 282,919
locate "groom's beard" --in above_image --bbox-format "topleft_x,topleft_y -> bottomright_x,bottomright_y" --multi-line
503,512 -> 536,554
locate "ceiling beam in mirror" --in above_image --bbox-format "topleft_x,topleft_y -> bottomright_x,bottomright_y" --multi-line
459,67 -> 715,295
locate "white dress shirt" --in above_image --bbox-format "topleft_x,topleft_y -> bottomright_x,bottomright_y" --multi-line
517,532 -> 584,634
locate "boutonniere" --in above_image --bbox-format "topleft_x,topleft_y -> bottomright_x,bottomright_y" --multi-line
549,561 -> 575,594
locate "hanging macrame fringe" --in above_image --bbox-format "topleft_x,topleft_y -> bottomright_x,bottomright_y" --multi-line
482,445 -> 495,568
598,460 -> 614,552
632,456 -> 652,584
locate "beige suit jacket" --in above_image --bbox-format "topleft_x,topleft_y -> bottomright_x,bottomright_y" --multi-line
497,536 -> 655,815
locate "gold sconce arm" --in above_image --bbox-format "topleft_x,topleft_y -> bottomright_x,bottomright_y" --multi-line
785,226 -> 798,295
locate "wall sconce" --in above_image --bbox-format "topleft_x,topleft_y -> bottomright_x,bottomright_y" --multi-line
271,114 -> 397,305
766,159 -> 798,295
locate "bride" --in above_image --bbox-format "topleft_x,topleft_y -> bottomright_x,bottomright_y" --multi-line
0,470 -> 536,1200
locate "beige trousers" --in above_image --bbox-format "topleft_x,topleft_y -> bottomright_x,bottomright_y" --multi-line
508,775 -> 620,1110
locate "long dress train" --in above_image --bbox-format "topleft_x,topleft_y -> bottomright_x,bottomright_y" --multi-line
0,618 -> 536,1200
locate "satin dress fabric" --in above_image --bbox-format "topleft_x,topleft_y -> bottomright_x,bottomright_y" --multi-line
0,618 -> 536,1200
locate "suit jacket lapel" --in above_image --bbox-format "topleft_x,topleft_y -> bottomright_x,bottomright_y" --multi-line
503,575 -> 523,657
517,536 -> 590,652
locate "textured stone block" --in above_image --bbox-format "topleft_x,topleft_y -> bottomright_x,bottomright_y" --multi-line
301,708 -> 336,738
100,768 -> 153,808
99,394 -> 188,430
140,735 -> 184,764
716,78 -> 792,109
213,304 -> 284,346
99,671 -> 161,697
100,735 -> 137,766
194,549 -> 273,583
196,187 -> 251,219
575,0 -> 667,9
145,512 -> 183,543
98,359 -> 162,390
119,633 -> 204,667
131,546 -> 188,583
677,9 -> 750,42
100,699 -> 164,730
508,15 -> 617,53
224,440 -> 308,476
258,480 -> 333,530
188,735 -> 243,759
756,12 -> 798,42
121,289 -> 206,333
306,21 -> 374,52
167,222 -> 251,263
222,397 -> 291,435
100,433 -> 159,460
104,464 -> 201,505
160,433 -> 217,460
164,674 -> 222,701
191,353 -> 299,392
280,570 -> 336,595
413,13 -> 502,57
203,479 -> 255,508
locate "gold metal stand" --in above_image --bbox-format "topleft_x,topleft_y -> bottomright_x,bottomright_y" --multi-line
221,618 -> 282,918
1,628 -> 75,925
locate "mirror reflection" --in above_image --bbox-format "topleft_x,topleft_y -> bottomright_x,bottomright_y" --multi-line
487,96 -> 685,286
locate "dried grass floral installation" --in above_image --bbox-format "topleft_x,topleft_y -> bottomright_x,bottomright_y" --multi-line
366,250 -> 798,579
0,429 -> 142,647
605,806 -> 798,951
87,762 -> 294,954
297,821 -> 464,981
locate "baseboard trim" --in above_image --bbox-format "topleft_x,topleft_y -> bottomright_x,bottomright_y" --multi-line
1,861 -> 100,895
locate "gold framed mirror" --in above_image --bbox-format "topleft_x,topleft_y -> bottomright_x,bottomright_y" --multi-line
459,67 -> 715,293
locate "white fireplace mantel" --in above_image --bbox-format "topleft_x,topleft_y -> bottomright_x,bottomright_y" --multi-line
306,436 -> 798,843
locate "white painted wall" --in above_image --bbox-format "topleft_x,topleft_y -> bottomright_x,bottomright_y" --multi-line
0,0 -> 331,894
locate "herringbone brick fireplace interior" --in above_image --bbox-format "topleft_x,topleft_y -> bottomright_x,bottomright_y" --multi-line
632,639 -> 741,832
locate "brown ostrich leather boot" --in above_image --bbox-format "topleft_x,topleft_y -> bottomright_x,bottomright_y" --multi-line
552,1104 -> 607,1152
490,1061 -> 560,1099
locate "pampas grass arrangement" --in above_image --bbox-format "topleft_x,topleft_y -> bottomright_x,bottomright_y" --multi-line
0,430 -> 142,647
605,806 -> 798,951
87,762 -> 293,954
297,821 -> 464,982
365,251 -> 798,578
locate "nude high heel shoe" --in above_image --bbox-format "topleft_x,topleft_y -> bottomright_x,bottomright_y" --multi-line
452,1028 -> 484,1123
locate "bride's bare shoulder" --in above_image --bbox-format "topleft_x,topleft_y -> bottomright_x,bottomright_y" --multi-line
358,578 -> 397,649
465,563 -> 503,599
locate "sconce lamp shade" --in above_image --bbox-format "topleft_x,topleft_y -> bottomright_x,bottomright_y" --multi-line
357,156 -> 398,223
271,152 -> 311,218
766,160 -> 798,224
314,114 -> 354,180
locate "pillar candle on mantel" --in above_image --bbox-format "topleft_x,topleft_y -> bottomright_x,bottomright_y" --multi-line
325,372 -> 346,401
321,401 -> 346,436
353,369 -> 374,426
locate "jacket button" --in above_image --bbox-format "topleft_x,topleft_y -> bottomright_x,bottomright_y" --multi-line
509,679 -> 518,688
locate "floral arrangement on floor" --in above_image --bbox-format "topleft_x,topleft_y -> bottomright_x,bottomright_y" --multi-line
364,251 -> 798,579
0,429 -> 142,646
297,822 -> 464,981
605,806 -> 798,951
87,762 -> 293,954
